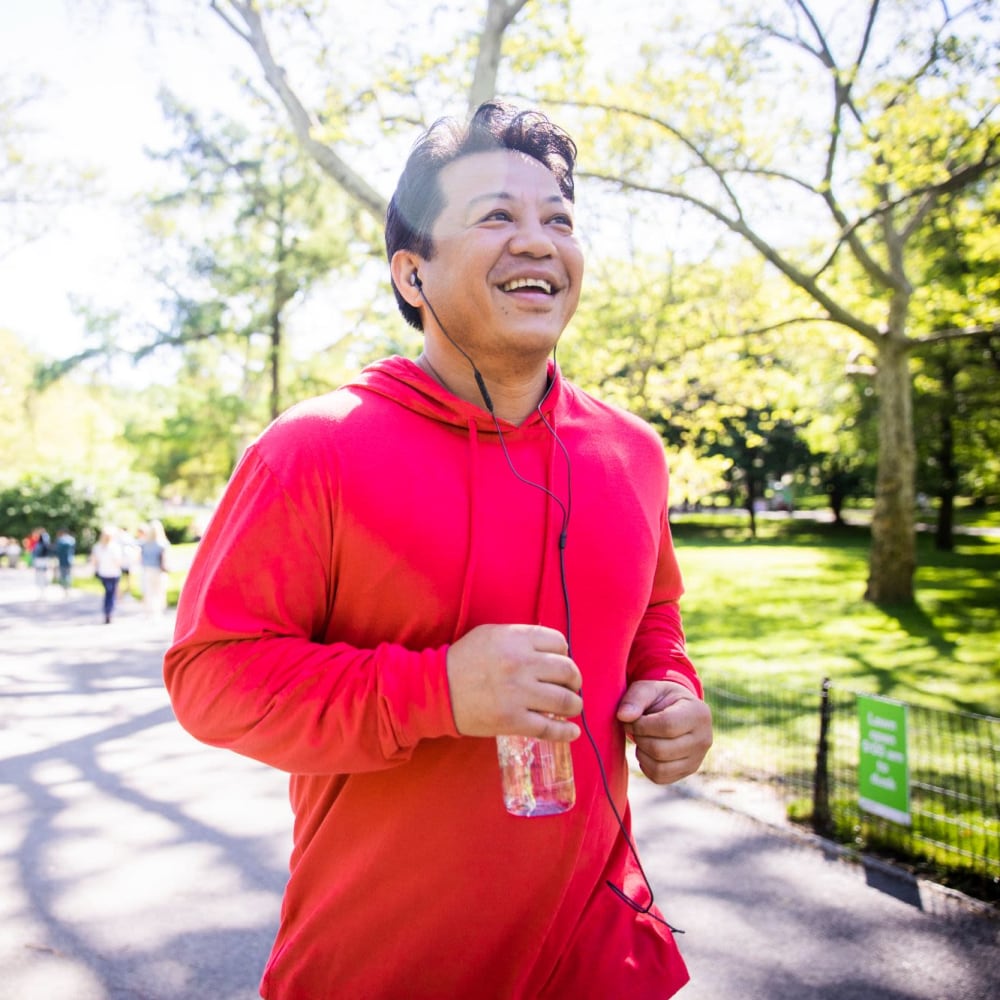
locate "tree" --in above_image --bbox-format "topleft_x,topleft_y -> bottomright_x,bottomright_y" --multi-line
706,410 -> 812,535
140,90 -> 355,421
914,335 -> 1000,547
123,342 -> 257,502
40,0 -> 554,497
207,0 -> 533,226
571,0 -> 1000,602
806,373 -> 879,527
0,476 -> 102,551
566,247 -> 833,527
0,328 -> 149,495
910,179 -> 1000,547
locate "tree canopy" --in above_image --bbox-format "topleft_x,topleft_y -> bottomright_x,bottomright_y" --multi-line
2,0 -> 997,605
563,0 -> 999,600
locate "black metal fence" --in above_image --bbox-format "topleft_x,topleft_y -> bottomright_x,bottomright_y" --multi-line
701,676 -> 999,899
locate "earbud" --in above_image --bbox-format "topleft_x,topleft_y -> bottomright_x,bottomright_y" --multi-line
407,269 -> 491,413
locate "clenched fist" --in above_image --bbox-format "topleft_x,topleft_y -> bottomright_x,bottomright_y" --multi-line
446,624 -> 583,741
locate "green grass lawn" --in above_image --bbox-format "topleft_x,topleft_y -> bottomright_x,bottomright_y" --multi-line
672,515 -> 999,717
671,515 -> 998,897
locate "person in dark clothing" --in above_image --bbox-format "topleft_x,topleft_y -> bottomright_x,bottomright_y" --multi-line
55,528 -> 76,590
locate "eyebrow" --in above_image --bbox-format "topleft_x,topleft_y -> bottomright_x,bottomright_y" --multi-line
466,191 -> 567,209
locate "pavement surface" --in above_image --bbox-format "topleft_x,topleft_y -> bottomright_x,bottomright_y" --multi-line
1,568 -> 997,999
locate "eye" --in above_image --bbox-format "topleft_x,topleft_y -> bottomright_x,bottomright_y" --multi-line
481,208 -> 513,223
548,212 -> 574,231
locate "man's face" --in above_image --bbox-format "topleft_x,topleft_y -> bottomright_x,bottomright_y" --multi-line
417,149 -> 584,369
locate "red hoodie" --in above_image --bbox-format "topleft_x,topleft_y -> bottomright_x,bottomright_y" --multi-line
164,356 -> 701,999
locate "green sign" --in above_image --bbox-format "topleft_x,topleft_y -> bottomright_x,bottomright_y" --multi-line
858,694 -> 911,826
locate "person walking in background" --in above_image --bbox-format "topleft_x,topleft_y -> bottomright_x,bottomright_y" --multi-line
54,527 -> 76,592
30,527 -> 53,597
0,536 -> 21,568
22,533 -> 35,568
165,102 -> 712,1000
118,528 -> 140,598
91,527 -> 124,624
139,520 -> 170,618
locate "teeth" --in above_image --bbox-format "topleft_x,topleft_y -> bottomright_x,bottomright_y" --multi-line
502,277 -> 553,294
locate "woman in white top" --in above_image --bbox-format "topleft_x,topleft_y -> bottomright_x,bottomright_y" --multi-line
91,527 -> 124,623
138,520 -> 170,618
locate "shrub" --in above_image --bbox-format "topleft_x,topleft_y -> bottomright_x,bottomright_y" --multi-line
159,514 -> 197,545
0,476 -> 102,550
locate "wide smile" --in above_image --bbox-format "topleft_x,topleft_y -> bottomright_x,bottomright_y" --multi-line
500,276 -> 556,295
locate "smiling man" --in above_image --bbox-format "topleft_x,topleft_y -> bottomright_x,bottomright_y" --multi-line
164,102 -> 712,1000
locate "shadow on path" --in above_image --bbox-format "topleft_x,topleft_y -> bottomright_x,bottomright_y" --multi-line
0,570 -> 290,1000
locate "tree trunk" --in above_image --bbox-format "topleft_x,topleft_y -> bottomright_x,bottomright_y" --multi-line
468,0 -> 530,113
829,486 -> 844,526
936,490 -> 955,551
865,336 -> 916,603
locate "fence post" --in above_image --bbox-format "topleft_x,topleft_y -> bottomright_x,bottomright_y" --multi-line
813,676 -> 833,838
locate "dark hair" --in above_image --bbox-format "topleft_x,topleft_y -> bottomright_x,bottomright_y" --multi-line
384,101 -> 578,329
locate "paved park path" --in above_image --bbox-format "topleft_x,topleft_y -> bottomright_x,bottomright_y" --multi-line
1,568 -> 996,999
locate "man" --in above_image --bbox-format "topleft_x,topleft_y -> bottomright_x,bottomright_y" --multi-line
164,101 -> 712,999
54,527 -> 76,591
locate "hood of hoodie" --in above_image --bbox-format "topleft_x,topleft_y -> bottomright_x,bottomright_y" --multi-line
346,355 -> 569,640
347,355 -> 566,435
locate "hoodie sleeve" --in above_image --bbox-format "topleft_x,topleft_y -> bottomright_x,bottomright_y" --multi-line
626,508 -> 703,698
163,443 -> 460,776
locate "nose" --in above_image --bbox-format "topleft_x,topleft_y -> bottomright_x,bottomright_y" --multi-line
508,214 -> 556,257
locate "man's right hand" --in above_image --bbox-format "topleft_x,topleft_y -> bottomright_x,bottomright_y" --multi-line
446,624 -> 583,741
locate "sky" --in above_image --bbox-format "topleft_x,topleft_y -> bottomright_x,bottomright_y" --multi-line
0,0 -> 246,362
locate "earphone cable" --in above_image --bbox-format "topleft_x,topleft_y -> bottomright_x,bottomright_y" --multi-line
499,373 -> 681,935
539,386 -> 682,935
414,286 -> 681,932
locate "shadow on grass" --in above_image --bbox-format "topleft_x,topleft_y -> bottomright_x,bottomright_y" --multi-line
676,513 -> 999,715
670,514 -> 872,550
869,599 -> 958,658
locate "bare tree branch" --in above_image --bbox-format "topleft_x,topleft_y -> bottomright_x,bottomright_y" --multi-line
912,322 -> 1000,346
753,3 -> 899,285
738,315 -> 842,338
560,99 -> 745,215
210,0 -> 388,221
808,129 -> 1000,279
209,0 -> 530,218
578,167 -> 884,342
900,127 -> 1000,243
577,95 -> 901,289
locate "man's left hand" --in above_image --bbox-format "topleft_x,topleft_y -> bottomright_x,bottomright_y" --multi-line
616,680 -> 713,785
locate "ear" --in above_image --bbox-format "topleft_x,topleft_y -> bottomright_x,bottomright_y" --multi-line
390,251 -> 426,308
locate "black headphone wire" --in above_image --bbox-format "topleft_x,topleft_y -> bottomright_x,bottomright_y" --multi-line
413,277 -> 682,933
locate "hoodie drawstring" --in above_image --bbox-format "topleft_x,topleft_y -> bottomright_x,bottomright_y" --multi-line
453,418 -> 480,640
531,417 -> 564,630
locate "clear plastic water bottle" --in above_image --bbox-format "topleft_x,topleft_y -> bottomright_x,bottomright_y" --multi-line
496,735 -> 575,816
